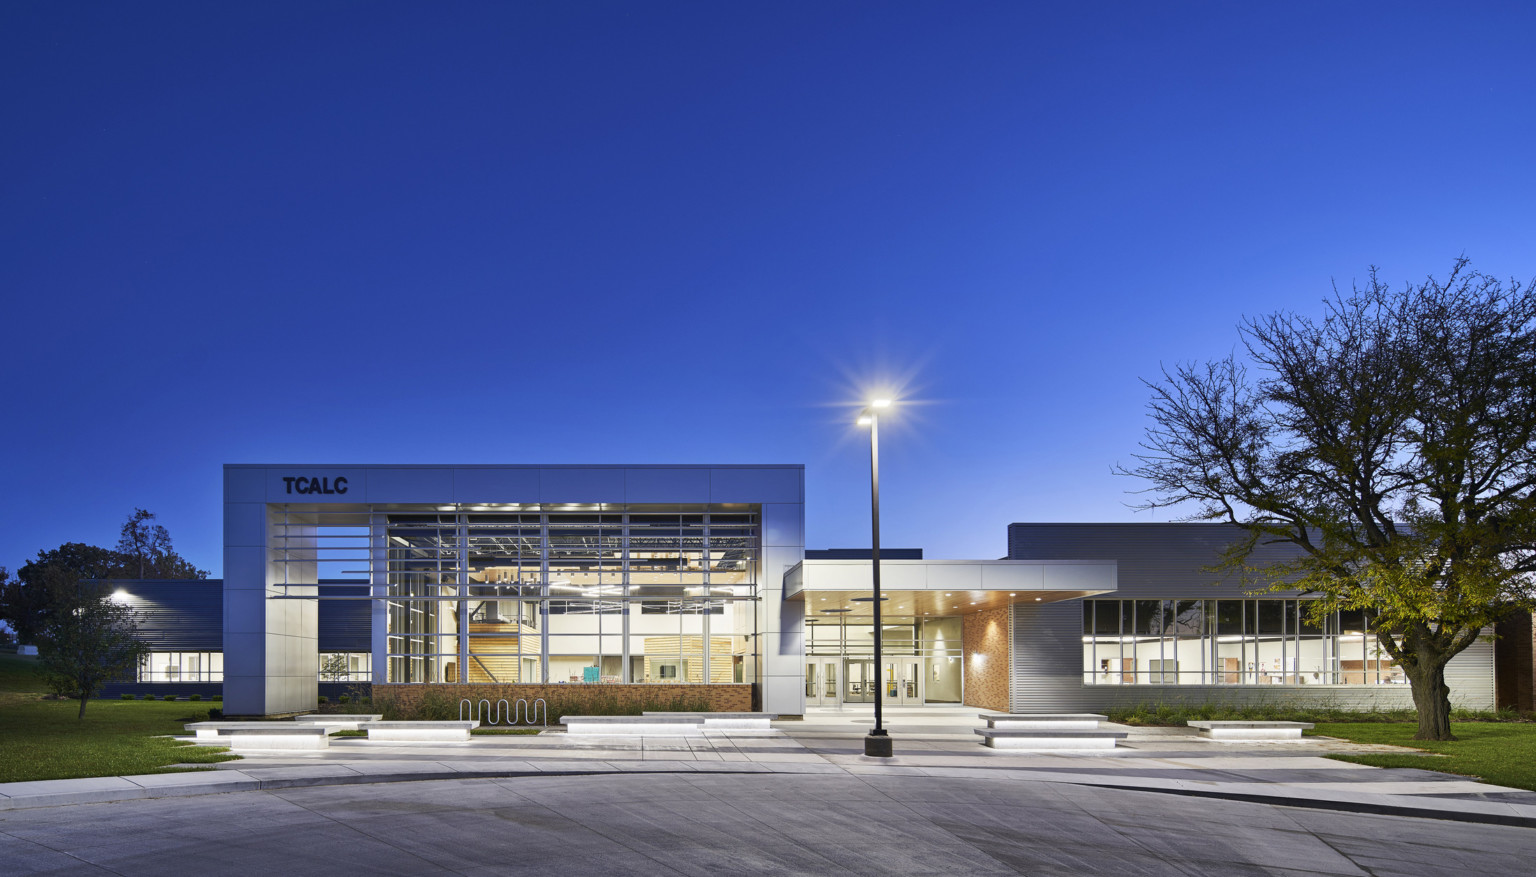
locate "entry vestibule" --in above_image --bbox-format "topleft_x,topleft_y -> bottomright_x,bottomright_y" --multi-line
804,616 -> 963,706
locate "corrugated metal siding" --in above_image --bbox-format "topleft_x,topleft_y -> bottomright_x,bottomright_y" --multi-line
1447,637 -> 1496,710
318,582 -> 371,652
1010,602 -> 1091,711
114,578 -> 371,654
117,580 -> 223,650
1008,523 -> 1305,597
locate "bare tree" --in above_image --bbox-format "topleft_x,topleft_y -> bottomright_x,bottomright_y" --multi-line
115,509 -> 208,579
1122,258 -> 1536,740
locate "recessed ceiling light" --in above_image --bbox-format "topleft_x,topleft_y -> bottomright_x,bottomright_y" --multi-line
1035,597 -> 1042,601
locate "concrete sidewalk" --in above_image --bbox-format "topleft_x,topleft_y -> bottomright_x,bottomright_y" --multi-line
3,706 -> 1535,827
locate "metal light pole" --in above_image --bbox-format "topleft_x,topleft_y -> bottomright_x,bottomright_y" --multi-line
861,399 -> 893,758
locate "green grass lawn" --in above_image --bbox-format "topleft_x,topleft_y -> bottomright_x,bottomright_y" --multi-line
0,651 -> 48,692
0,654 -> 239,784
1315,722 -> 1536,792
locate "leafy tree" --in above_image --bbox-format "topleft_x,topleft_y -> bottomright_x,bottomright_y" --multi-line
34,571 -> 148,719
0,570 -> 14,650
4,543 -> 120,645
1,511 -> 206,646
116,509 -> 208,579
1123,258 -> 1536,740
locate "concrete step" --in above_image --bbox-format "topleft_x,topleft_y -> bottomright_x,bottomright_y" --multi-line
974,728 -> 1127,750
982,713 -> 1107,730
1188,721 -> 1315,739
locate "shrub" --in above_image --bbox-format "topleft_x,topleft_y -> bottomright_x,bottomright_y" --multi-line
120,693 -> 134,700
1101,693 -> 1526,727
163,694 -> 176,702
318,695 -> 329,705
189,694 -> 202,702
207,707 -> 223,720
212,695 -> 222,702
339,694 -> 350,704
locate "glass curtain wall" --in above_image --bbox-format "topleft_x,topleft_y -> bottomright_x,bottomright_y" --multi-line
1081,599 -> 1407,685
386,514 -> 459,683
385,509 -> 758,684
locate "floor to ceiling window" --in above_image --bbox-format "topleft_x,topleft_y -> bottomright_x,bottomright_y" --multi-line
1081,599 -> 1406,685
383,508 -> 758,684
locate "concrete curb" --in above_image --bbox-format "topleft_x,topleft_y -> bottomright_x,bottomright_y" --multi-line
1090,782 -> 1536,829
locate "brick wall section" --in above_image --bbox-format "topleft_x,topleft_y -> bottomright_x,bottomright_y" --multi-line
374,683 -> 753,718
963,608 -> 1011,711
1494,610 -> 1535,712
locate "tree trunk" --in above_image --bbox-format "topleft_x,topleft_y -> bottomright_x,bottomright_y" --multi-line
1404,658 -> 1454,741
77,693 -> 89,720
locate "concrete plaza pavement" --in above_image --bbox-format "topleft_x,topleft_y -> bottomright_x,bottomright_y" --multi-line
4,706 -> 1536,874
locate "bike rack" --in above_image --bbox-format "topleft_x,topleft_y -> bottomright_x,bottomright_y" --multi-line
459,697 -> 548,728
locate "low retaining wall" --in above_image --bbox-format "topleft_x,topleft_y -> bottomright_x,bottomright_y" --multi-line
374,683 -> 754,720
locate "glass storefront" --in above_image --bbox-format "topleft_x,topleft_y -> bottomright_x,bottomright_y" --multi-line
384,509 -> 758,684
1081,599 -> 1406,685
804,616 -> 963,705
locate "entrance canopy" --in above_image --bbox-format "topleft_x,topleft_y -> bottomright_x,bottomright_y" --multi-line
783,559 -> 1116,620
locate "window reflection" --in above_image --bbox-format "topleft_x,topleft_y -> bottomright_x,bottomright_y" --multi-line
1081,599 -> 1406,685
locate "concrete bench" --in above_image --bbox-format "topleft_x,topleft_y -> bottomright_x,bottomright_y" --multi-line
183,722 -> 331,750
358,721 -> 479,742
981,713 -> 1107,730
561,715 -> 704,735
1188,721 -> 1315,740
294,714 -> 383,732
642,712 -> 779,730
974,728 -> 1128,750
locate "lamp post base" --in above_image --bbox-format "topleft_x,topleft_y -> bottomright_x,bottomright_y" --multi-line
864,733 -> 893,758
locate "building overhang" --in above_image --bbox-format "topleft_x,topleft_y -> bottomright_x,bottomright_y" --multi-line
783,558 -> 1116,620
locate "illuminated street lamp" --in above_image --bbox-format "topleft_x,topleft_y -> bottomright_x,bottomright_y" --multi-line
858,398 -> 893,758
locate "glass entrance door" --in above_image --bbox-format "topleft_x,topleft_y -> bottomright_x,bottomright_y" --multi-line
883,659 -> 923,705
844,660 -> 875,703
842,659 -> 922,705
806,660 -> 839,706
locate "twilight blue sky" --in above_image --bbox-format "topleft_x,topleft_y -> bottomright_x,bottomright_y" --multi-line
3,2 -> 1534,576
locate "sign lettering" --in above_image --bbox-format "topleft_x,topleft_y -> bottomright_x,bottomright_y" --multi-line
282,476 -> 349,496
